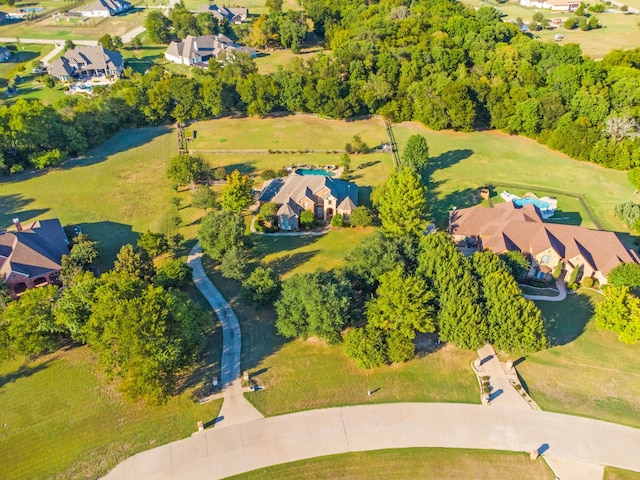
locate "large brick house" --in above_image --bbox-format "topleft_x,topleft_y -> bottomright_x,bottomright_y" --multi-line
258,175 -> 358,231
449,202 -> 639,285
1,219 -> 69,298
48,45 -> 123,81
164,34 -> 256,67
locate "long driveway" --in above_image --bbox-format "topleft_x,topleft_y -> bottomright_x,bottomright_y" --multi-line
103,402 -> 640,479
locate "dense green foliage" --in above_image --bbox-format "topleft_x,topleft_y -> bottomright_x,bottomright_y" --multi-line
220,245 -> 250,281
137,231 -> 169,257
221,170 -> 254,213
191,185 -> 218,212
5,0 -> 640,176
607,263 -> 640,288
348,205 -> 374,227
113,244 -> 156,281
614,201 -> 640,230
167,155 -> 207,189
60,233 -> 100,285
400,135 -> 429,172
377,167 -> 428,239
343,324 -> 387,369
199,211 -> 248,261
154,259 -> 193,289
595,286 -> 640,344
242,266 -> 281,306
275,270 -> 353,344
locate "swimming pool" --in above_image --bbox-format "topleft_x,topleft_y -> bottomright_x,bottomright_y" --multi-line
512,197 -> 550,210
296,168 -> 335,176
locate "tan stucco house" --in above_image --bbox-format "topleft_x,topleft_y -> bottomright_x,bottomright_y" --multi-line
449,202 -> 639,285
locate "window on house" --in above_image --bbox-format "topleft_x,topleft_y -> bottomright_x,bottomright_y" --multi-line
540,254 -> 551,265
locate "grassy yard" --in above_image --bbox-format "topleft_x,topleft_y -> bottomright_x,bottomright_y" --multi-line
0,125 -> 185,269
461,0 -> 640,58
605,467 -> 640,480
392,122 -> 635,232
255,47 -> 325,74
227,448 -> 554,480
517,290 -> 640,428
181,0 -> 300,15
0,346 -> 223,480
189,115 -> 388,152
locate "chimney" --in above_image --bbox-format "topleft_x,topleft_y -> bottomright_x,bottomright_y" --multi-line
12,218 -> 22,232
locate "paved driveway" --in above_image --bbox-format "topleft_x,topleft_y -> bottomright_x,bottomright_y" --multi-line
104,402 -> 640,479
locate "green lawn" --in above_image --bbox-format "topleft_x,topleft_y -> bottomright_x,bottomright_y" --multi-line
392,122 -> 635,232
605,467 -> 640,480
255,47 -> 325,74
189,116 -> 388,152
461,0 -> 640,58
0,346 -> 223,480
517,290 -> 640,428
0,125 -> 183,269
227,448 -> 554,480
181,0 -> 300,15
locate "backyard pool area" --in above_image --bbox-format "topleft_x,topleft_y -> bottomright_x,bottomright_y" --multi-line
295,168 -> 335,176
500,191 -> 557,219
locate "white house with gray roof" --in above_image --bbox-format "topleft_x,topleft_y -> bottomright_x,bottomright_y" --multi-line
164,34 -> 256,66
197,4 -> 248,24
70,0 -> 131,17
259,175 -> 358,230
48,45 -> 123,81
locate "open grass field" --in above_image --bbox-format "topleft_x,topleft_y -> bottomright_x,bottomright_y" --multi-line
516,290 -> 640,428
391,122 -> 634,232
189,115 -> 388,152
0,6 -> 148,40
254,47 -> 325,74
181,0 -> 300,15
227,448 -> 554,480
606,467 -> 640,480
0,125 -> 184,270
0,346 -> 223,480
462,0 -> 640,58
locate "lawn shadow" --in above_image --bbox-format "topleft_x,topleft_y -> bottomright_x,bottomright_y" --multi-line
78,221 -> 138,272
0,360 -> 52,389
540,293 -> 596,346
358,186 -> 372,207
265,250 -> 320,278
0,193 -> 50,229
432,187 -> 478,228
414,332 -> 445,357
544,210 -> 582,226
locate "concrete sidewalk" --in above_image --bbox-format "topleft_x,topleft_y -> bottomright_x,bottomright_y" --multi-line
103,402 -> 640,479
474,344 -> 532,409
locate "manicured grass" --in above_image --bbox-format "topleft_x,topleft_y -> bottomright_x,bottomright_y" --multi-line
0,125 -> 185,270
227,448 -> 554,480
0,346 -> 223,480
0,6 -> 148,40
605,466 -> 640,480
181,0 -> 300,15
0,44 -> 52,82
255,47 -> 325,74
121,44 -> 168,74
517,290 -> 640,428
392,122 -> 635,232
189,116 -> 388,152
519,285 -> 560,297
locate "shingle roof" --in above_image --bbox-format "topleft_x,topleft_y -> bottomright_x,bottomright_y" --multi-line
259,175 -> 358,208
450,202 -> 637,276
0,219 -> 69,280
72,0 -> 130,14
48,45 -> 123,77
165,34 -> 254,63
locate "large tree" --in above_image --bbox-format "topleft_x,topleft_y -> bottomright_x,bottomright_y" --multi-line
198,211 -> 248,261
221,169 -> 254,213
400,134 -> 429,172
146,10 -> 172,43
377,167 -> 429,239
366,267 -> 436,340
275,270 -> 353,344
166,154 -> 206,189
595,285 -> 640,344
607,263 -> 640,288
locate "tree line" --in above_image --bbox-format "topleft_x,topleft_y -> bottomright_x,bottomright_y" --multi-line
3,0 -> 640,175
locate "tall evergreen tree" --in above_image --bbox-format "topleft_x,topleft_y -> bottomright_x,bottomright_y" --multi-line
400,134 -> 429,172
377,167 -> 429,239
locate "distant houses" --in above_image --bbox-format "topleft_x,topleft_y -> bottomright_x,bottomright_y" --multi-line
197,4 -> 248,24
1,219 -> 69,298
519,0 -> 581,11
258,174 -> 359,231
164,34 -> 256,67
449,202 -> 639,285
70,0 -> 132,17
48,45 -> 124,81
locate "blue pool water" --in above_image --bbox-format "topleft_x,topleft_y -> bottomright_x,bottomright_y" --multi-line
512,197 -> 550,210
296,168 -> 335,177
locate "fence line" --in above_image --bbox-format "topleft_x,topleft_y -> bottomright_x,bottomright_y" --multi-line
189,149 -> 347,155
384,120 -> 399,167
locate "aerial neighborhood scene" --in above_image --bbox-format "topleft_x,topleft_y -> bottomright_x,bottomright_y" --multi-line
2,0 -> 640,478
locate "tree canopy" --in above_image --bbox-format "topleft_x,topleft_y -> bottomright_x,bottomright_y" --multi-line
400,135 -> 429,172
221,170 -> 254,213
377,167 -> 429,239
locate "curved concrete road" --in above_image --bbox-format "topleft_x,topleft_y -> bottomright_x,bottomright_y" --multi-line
103,402 -> 640,479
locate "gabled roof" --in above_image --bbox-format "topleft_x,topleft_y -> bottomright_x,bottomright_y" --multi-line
48,45 -> 123,77
165,34 -> 254,62
450,202 -> 637,276
260,174 -> 358,207
337,196 -> 357,212
0,219 -> 69,280
72,0 -> 130,14
277,199 -> 302,217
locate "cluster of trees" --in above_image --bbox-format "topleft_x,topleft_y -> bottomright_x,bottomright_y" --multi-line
247,9 -> 308,52
146,5 -> 233,44
274,136 -> 547,368
7,0 -> 640,176
614,201 -> 640,230
0,232 -> 202,404
595,286 -> 640,344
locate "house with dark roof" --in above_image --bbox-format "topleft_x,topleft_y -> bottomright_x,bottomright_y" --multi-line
70,0 -> 131,17
48,45 -> 123,81
449,202 -> 639,285
164,34 -> 256,66
197,4 -> 248,24
1,219 -> 69,298
519,0 -> 581,10
259,175 -> 358,230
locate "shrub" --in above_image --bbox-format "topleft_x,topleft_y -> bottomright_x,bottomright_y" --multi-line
262,169 -> 277,179
331,213 -> 344,227
242,266 -> 280,306
154,259 -> 192,289
564,17 -> 579,29
568,265 -> 581,285
300,210 -> 315,229
481,376 -> 490,381
615,201 -> 640,229
349,206 -> 374,227
212,166 -> 227,181
344,325 -> 387,369
552,261 -> 563,280
259,202 -> 278,225
582,277 -> 594,288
